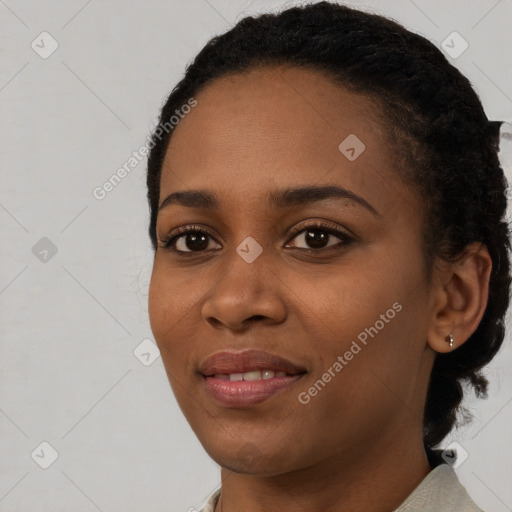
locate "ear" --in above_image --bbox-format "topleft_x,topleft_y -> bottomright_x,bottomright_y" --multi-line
426,242 -> 492,354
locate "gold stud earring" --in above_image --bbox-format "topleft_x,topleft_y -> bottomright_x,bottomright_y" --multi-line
445,333 -> 455,348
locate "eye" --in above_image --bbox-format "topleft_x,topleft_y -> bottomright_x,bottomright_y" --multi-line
285,221 -> 354,251
158,225 -> 220,253
158,221 -> 354,254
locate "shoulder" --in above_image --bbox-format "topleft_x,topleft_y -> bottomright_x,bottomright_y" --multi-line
394,463 -> 485,512
197,465 -> 485,512
198,487 -> 220,512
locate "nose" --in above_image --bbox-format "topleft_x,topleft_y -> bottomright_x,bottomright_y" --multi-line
201,250 -> 287,331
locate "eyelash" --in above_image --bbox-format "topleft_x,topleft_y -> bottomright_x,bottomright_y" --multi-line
158,221 -> 354,255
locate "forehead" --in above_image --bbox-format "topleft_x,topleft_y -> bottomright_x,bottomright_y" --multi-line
160,65 -> 413,217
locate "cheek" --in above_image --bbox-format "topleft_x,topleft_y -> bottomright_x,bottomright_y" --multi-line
148,261 -> 191,361
292,265 -> 393,345
148,265 -> 170,342
289,251 -> 423,383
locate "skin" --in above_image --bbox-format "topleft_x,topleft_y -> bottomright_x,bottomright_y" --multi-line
148,65 -> 492,512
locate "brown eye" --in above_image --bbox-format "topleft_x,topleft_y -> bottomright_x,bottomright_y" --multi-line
159,222 -> 353,255
285,222 -> 354,251
159,226 -> 221,253
175,232 -> 211,252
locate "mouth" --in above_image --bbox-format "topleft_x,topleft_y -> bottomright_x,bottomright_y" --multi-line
211,369 -> 294,381
199,349 -> 307,408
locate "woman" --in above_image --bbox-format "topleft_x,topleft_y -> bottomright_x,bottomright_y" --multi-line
145,2 -> 510,511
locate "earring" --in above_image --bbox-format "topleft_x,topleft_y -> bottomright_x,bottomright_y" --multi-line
445,333 -> 455,348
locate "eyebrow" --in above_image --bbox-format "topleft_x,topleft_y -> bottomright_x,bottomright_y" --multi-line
158,185 -> 380,216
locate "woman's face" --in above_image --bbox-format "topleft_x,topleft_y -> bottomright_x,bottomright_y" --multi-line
148,65 -> 437,475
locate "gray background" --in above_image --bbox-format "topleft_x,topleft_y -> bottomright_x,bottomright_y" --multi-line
1,0 -> 511,511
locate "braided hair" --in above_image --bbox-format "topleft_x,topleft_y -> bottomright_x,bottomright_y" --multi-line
146,1 -> 511,465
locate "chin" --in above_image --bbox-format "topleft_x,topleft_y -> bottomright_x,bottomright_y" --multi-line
200,434 -> 304,476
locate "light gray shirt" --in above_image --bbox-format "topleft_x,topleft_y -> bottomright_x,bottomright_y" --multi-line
199,463 -> 484,512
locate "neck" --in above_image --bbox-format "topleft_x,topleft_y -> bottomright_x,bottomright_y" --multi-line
215,428 -> 431,512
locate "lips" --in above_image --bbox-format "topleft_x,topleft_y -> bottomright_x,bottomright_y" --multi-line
199,349 -> 307,377
199,349 -> 307,408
